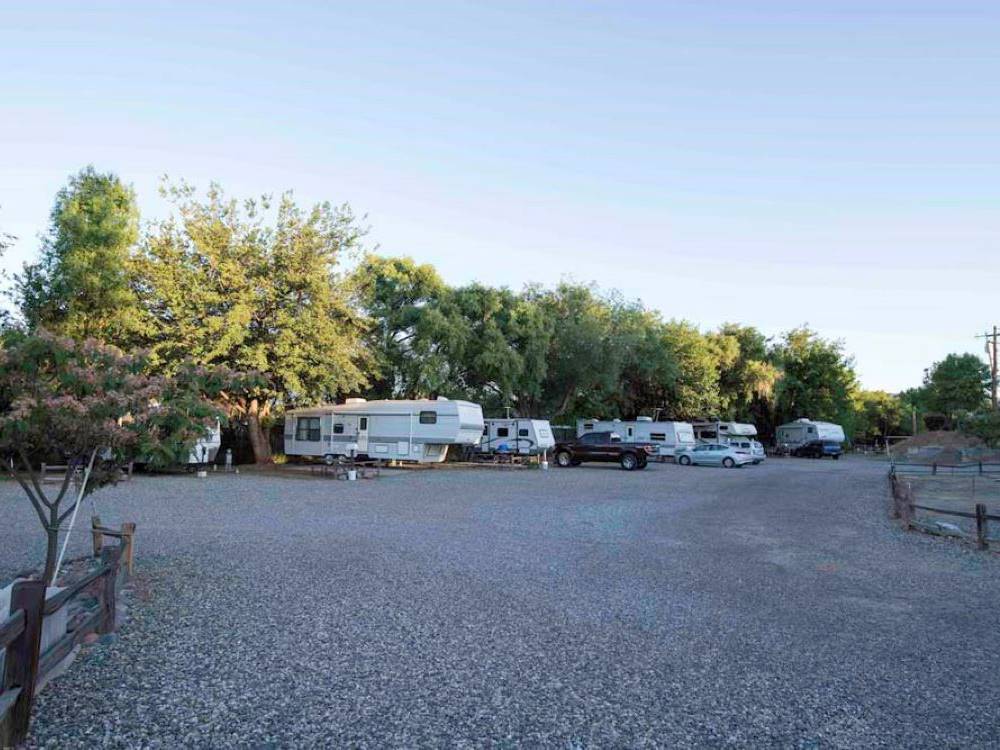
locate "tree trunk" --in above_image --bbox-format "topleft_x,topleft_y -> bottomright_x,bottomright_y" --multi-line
247,402 -> 273,464
43,524 -> 59,584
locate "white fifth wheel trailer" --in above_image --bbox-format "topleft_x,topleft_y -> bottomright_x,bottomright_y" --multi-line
284,398 -> 484,464
477,418 -> 555,456
576,417 -> 696,458
776,418 -> 846,458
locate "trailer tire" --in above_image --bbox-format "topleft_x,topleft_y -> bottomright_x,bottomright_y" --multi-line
678,455 -> 691,466
722,457 -> 735,468
323,453 -> 336,466
555,450 -> 573,468
620,453 -> 639,471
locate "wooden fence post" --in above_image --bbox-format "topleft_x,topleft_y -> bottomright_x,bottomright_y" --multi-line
120,522 -> 136,577
932,462 -> 937,475
901,482 -> 914,530
1,580 -> 46,747
975,503 -> 988,551
97,547 -> 121,635
91,515 -> 103,557
890,476 -> 901,519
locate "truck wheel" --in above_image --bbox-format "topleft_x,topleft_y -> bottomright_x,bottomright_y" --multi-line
555,450 -> 573,467
678,455 -> 691,466
620,453 -> 638,471
833,454 -> 840,460
323,454 -> 336,466
722,457 -> 735,468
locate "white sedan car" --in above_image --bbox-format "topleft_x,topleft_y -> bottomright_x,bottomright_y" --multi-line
676,443 -> 754,468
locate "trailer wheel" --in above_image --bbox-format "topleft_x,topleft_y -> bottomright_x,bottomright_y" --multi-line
555,450 -> 573,468
722,457 -> 735,468
620,453 -> 638,471
678,455 -> 691,466
323,453 -> 336,466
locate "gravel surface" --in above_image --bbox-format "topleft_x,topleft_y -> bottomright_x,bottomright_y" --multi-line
2,458 -> 999,748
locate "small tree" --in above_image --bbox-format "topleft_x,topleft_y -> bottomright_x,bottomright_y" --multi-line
0,331 -> 241,582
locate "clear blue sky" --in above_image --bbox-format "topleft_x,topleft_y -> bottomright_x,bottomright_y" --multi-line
2,1 -> 997,392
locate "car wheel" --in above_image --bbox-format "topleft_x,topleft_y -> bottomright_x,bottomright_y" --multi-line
323,454 -> 336,466
620,453 -> 638,471
678,455 -> 691,466
722,457 -> 735,468
555,450 -> 573,467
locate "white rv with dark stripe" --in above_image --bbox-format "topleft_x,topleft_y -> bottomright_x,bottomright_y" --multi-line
284,398 -> 484,464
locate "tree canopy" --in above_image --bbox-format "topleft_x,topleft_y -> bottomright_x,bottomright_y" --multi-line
133,183 -> 369,461
15,166 -> 143,343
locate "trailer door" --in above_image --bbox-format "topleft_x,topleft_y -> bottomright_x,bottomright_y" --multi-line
357,416 -> 369,454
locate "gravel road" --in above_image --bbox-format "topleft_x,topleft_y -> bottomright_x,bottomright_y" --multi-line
2,458 -> 999,748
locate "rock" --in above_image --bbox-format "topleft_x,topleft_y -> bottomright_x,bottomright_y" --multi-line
83,632 -> 100,645
934,521 -> 963,536
98,633 -> 119,646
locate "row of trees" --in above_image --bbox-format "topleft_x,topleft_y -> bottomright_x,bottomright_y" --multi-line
5,166 -> 993,465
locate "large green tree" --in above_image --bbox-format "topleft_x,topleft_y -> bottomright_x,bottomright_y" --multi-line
771,327 -> 859,434
710,323 -> 780,428
447,283 -> 552,414
135,183 -> 368,462
352,255 -> 465,398
854,390 -> 904,442
533,283 -> 628,419
922,353 -> 990,420
15,166 -> 143,343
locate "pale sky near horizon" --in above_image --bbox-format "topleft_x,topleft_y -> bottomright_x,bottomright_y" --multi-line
2,1 -> 997,392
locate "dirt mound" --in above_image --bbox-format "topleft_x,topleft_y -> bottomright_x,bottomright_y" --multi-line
889,431 -> 998,464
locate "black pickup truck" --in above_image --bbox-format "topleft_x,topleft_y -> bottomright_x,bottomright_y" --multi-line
553,431 -> 657,471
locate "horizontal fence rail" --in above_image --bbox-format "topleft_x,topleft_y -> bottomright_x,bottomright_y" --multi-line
890,461 -> 1000,476
890,472 -> 998,550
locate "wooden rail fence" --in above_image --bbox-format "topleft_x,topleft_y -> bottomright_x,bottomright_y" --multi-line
890,471 -> 999,551
0,541 -> 127,746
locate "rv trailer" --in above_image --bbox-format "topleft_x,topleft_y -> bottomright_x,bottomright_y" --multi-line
188,419 -> 222,465
576,417 -> 696,458
691,420 -> 765,463
478,418 -> 556,456
776,418 -> 845,459
284,398 -> 484,464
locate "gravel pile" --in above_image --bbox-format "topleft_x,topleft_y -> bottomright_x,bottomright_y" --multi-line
1,459 -> 999,747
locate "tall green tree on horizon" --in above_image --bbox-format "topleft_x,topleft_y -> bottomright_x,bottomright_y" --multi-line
771,326 -> 859,435
135,182 -> 368,462
15,166 -> 143,343
922,353 -> 990,423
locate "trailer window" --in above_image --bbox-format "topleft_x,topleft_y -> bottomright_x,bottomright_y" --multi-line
650,432 -> 666,441
518,428 -> 529,437
497,427 -> 509,437
296,417 -> 321,441
333,423 -> 344,434
419,411 -> 437,424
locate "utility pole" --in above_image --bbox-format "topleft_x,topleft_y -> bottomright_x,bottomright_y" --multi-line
976,325 -> 999,410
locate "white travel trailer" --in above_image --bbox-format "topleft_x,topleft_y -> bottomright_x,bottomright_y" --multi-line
188,419 -> 222,465
284,398 -> 484,464
776,419 -> 846,455
478,418 -> 555,456
576,417 -> 696,458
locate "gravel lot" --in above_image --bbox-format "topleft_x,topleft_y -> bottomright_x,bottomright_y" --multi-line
2,457 -> 999,748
